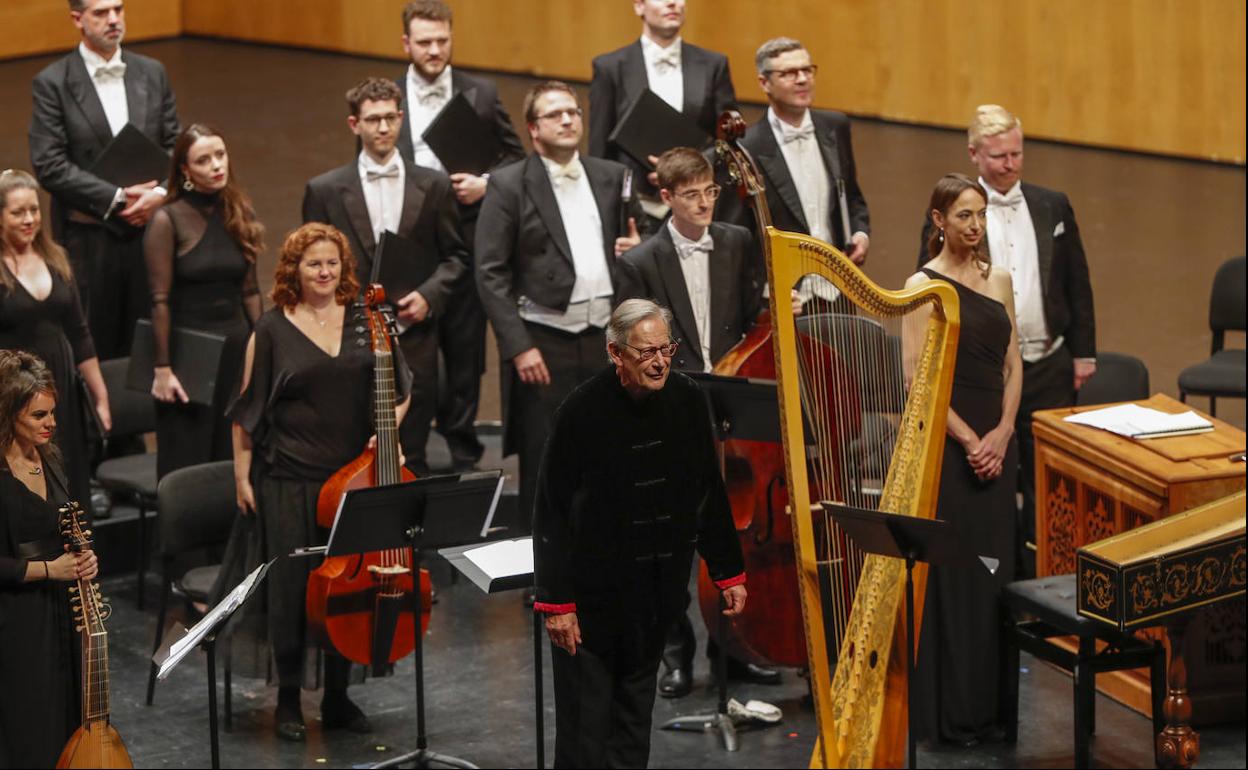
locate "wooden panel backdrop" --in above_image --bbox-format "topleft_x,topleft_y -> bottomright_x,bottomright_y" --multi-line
0,0 -> 180,61
176,0 -> 1245,163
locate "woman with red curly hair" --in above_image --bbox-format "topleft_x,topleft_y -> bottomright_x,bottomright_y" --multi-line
222,222 -> 411,742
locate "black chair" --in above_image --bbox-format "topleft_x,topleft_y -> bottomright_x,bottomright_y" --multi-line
145,460 -> 236,726
94,358 -> 159,608
1000,574 -> 1166,768
1076,351 -> 1150,406
1178,255 -> 1246,417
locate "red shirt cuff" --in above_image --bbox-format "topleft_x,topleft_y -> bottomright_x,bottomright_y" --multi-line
714,573 -> 747,590
534,601 -> 576,615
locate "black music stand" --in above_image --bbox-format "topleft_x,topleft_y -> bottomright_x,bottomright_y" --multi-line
439,539 -> 544,769
323,471 -> 504,770
827,503 -> 998,770
661,373 -> 790,750
153,559 -> 275,770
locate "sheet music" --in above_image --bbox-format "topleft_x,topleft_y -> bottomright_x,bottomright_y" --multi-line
1064,403 -> 1213,439
463,538 -> 533,579
158,561 -> 269,679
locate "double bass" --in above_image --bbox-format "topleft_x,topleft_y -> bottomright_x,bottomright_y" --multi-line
694,114 -> 862,670
306,284 -> 433,673
57,501 -> 133,769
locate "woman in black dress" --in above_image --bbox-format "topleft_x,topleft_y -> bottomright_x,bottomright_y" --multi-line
0,169 -> 111,506
144,124 -> 264,478
906,173 -> 1022,746
0,349 -> 99,768
227,223 -> 410,742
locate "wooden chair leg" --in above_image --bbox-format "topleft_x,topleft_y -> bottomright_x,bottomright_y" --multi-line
146,575 -> 171,705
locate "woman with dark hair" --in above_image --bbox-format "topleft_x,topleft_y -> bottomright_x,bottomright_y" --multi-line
222,222 -> 410,742
0,349 -> 98,767
905,173 -> 1022,746
0,169 -> 110,506
143,124 -> 265,478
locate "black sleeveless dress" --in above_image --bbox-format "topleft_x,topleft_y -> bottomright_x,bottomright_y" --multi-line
0,269 -> 96,505
0,461 -> 78,768
914,268 -> 1018,744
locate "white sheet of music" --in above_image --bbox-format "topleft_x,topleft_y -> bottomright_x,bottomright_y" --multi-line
463,538 -> 533,579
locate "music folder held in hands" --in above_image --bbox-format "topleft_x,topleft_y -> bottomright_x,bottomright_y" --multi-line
126,319 -> 227,406
608,89 -> 711,168
89,123 -> 169,188
372,230 -> 440,305
422,92 -> 503,176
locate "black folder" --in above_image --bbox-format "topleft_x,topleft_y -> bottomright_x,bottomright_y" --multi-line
421,92 -> 503,176
607,89 -> 711,167
126,319 -> 226,406
374,230 -> 439,301
89,123 -> 169,188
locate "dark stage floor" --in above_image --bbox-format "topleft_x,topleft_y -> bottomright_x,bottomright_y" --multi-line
102,563 -> 1244,769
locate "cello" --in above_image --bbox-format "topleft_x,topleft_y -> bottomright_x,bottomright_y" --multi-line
695,113 -> 863,670
306,284 -> 432,673
57,501 -> 133,769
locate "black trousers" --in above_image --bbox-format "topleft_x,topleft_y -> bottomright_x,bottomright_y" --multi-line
1015,346 -> 1074,579
551,617 -> 666,769
63,221 -> 148,360
398,321 -> 439,475
435,278 -> 488,467
514,323 -> 605,531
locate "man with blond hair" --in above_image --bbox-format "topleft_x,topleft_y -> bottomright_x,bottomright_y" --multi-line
918,104 -> 1096,578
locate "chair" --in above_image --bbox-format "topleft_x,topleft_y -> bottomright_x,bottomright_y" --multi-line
1000,574 -> 1166,768
94,358 -> 158,608
1076,352 -> 1150,406
145,460 -> 236,726
1178,256 -> 1246,417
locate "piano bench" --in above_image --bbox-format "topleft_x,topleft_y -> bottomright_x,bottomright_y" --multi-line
1000,574 -> 1166,769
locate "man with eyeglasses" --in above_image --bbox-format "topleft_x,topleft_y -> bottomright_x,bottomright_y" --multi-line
476,81 -> 643,549
394,0 -> 526,472
302,76 -> 469,474
589,0 -> 737,234
617,147 -> 782,697
717,37 -> 871,311
534,297 -> 746,768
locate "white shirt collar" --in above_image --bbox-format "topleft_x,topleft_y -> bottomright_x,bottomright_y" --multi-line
78,42 -> 122,73
640,34 -> 682,62
980,177 -> 1024,204
406,63 -> 453,94
767,106 -> 812,135
541,151 -> 583,178
667,219 -> 712,256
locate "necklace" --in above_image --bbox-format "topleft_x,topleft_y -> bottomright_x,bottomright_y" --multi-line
301,303 -> 335,328
6,454 -> 42,476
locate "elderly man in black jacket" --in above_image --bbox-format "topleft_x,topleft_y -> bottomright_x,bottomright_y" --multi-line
917,104 -> 1097,578
534,298 -> 746,769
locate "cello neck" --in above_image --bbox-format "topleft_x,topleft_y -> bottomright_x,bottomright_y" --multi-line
373,347 -> 402,486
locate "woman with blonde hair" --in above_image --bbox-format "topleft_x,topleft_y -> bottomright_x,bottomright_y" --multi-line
0,169 -> 110,505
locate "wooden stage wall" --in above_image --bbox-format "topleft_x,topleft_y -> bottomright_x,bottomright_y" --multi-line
4,1 -> 1244,163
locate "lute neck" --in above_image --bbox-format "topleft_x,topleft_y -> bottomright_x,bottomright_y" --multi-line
373,348 -> 402,485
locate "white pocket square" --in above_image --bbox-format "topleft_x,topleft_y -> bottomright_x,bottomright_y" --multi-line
1053,221 -> 1066,237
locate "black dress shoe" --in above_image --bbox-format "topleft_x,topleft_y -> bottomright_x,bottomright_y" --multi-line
321,694 -> 373,734
274,703 -> 306,742
724,658 -> 783,685
658,666 -> 693,698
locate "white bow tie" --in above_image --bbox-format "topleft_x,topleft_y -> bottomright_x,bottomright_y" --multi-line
93,62 -> 126,81
651,50 -> 680,73
779,122 -> 815,145
989,188 -> 1024,210
365,164 -> 400,182
678,234 -> 714,257
417,84 -> 447,105
549,160 -> 583,183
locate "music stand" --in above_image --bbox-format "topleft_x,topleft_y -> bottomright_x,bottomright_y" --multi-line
153,559 -> 274,770
323,471 -> 504,770
661,373 -> 791,750
827,503 -> 998,770
439,538 -> 543,769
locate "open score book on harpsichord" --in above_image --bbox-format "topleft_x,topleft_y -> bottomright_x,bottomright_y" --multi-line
1064,403 -> 1215,439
